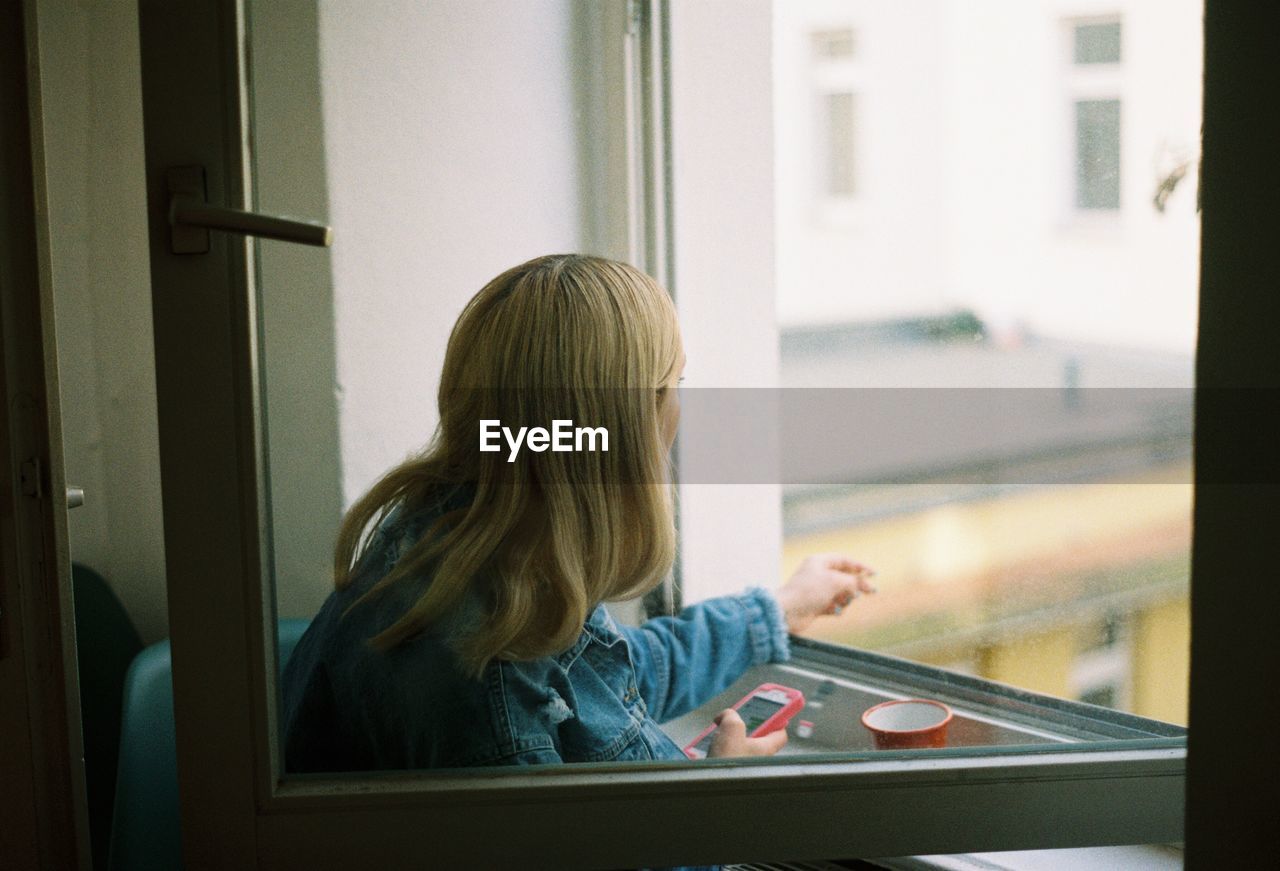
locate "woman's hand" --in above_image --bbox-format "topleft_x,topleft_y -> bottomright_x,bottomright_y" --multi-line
705,708 -> 789,758
774,553 -> 876,635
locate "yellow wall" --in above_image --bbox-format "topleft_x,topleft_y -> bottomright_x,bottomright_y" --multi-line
977,627 -> 1076,700
782,467 -> 1192,723
1131,596 -> 1190,725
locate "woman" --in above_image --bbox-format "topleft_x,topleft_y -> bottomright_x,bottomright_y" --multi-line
282,254 -> 874,772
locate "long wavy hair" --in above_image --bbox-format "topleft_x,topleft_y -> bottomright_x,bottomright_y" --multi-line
333,254 -> 682,677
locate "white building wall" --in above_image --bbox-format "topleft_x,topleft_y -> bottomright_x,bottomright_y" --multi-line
775,0 -> 951,325
776,0 -> 1202,354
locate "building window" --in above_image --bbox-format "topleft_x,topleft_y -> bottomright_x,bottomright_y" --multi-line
1070,614 -> 1132,711
1075,98 -> 1121,209
808,26 -> 861,210
1073,21 -> 1122,64
822,91 -> 857,197
812,28 -> 856,60
1066,17 -> 1123,212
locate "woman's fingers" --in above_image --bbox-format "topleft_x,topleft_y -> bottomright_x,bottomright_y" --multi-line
707,709 -> 745,758
822,562 -> 877,616
748,728 -> 789,756
817,553 -> 876,578
708,708 -> 789,758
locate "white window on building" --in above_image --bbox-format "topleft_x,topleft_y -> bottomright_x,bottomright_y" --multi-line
821,90 -> 857,197
1075,98 -> 1122,209
811,27 -> 856,60
1067,17 -> 1123,211
809,27 -> 861,206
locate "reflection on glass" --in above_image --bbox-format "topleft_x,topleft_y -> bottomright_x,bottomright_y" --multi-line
775,0 -> 1200,725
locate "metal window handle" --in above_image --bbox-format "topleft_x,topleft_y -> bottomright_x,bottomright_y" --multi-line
166,165 -> 332,253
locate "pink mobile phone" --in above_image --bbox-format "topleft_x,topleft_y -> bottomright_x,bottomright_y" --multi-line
683,683 -> 806,759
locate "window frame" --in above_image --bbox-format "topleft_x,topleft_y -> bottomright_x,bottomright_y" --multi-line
809,21 -> 865,224
134,1 -> 1205,867
1061,14 -> 1125,220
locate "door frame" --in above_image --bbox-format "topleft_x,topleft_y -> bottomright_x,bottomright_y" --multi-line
0,1 -> 90,868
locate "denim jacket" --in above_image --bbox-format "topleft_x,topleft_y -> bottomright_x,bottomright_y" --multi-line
282,503 -> 792,773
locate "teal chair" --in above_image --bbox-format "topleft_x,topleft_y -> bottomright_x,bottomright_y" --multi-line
108,618 -> 311,871
72,564 -> 144,871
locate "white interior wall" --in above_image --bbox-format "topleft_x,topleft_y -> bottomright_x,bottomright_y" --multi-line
38,0 -> 628,638
251,0 -> 345,621
38,0 -> 167,643
670,0 -> 785,602
318,0 -> 608,507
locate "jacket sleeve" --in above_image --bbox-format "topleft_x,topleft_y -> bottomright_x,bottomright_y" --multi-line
618,587 -> 791,724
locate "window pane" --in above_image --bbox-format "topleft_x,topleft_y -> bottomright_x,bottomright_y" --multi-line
812,28 -> 856,59
1076,98 -> 1121,209
248,0 -> 633,775
1074,21 -> 1122,64
775,0 -> 1199,728
823,91 -> 856,197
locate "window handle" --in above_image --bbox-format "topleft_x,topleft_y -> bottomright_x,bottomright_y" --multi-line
166,165 -> 332,253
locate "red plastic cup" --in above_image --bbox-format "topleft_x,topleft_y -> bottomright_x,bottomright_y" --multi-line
861,699 -> 953,749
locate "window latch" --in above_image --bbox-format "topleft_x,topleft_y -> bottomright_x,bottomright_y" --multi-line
166,165 -> 332,254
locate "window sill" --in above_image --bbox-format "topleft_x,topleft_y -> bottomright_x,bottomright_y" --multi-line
878,843 -> 1183,871
664,637 -> 1185,753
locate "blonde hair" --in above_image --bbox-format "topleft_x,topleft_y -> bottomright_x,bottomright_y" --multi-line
333,254 -> 682,677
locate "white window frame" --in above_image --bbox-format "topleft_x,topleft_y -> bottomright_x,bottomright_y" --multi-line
809,23 -> 865,226
1059,13 -> 1125,224
134,2 -> 1189,867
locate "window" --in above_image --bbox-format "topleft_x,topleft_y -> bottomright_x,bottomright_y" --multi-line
800,21 -> 862,215
134,1 -> 1196,865
812,27 -> 856,60
1071,614 -> 1132,710
1074,21 -> 1122,64
1066,17 -> 1124,212
1075,98 -> 1121,209
769,2 -> 1195,729
822,91 -> 857,197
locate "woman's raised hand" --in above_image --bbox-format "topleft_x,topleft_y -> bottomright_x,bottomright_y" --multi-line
773,553 -> 876,635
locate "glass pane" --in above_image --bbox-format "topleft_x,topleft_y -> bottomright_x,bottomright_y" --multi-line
823,91 -> 856,196
245,1 -> 640,775
774,0 -> 1199,728
812,28 -> 856,59
244,0 -> 1195,790
1076,99 -> 1121,209
1074,21 -> 1122,64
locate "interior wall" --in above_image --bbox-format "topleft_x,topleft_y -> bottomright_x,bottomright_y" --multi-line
250,0 -> 344,621
670,0 -> 785,603
37,0 -> 635,638
318,0 -> 608,507
38,0 -> 167,643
